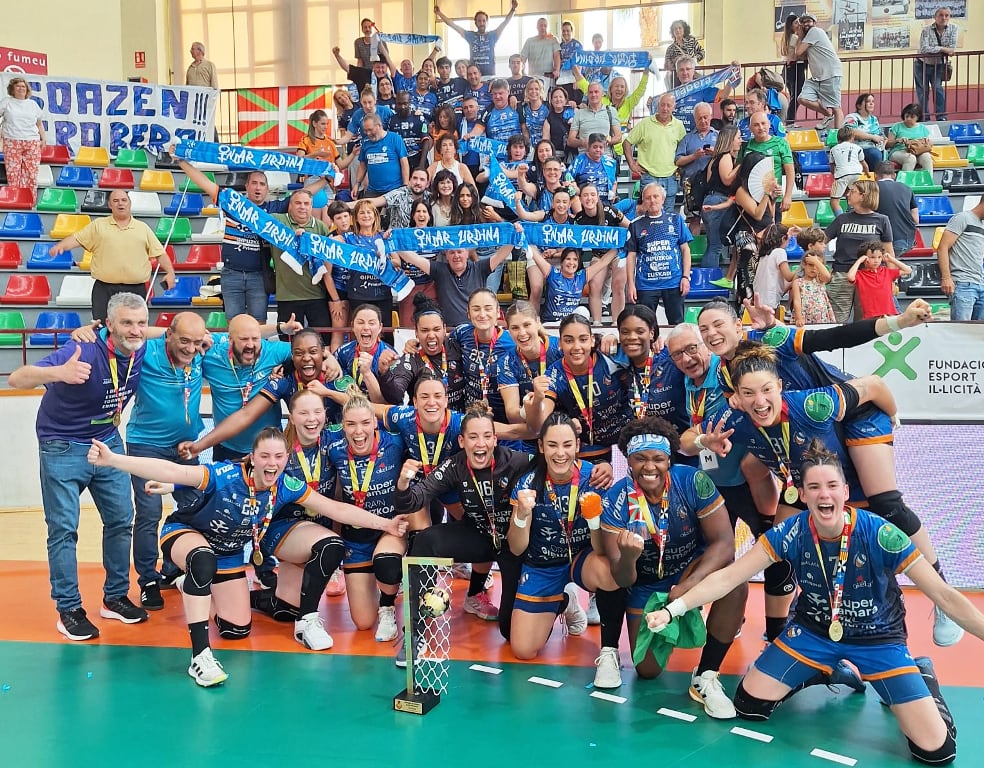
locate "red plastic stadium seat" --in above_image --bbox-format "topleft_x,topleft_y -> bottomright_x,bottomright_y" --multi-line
155,312 -> 177,327
804,173 -> 834,198
0,242 -> 21,268
40,145 -> 72,164
175,244 -> 221,271
1,274 -> 52,305
0,186 -> 35,210
902,230 -> 935,258
97,168 -> 135,190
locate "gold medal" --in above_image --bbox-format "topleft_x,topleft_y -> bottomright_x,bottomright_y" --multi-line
252,549 -> 264,567
113,413 -> 121,427
783,485 -> 799,504
828,619 -> 844,642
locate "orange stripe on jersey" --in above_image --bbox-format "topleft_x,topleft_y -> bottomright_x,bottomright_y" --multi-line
760,537 -> 781,563
897,551 -> 924,575
196,466 -> 212,491
864,665 -> 920,681
792,327 -> 808,355
696,498 -> 724,519
518,593 -> 565,603
773,637 -> 832,674
845,435 -> 894,447
831,384 -> 847,421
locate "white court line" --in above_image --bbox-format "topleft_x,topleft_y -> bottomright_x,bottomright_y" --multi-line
590,691 -> 626,704
810,748 -> 858,766
528,676 -> 564,688
731,726 -> 774,743
469,664 -> 503,675
657,707 -> 697,722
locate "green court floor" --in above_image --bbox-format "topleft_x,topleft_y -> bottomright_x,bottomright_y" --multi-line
1,641 -> 979,767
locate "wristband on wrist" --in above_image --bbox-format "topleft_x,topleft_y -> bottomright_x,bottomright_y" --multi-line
693,433 -> 706,451
885,314 -> 902,333
666,597 -> 687,618
511,514 -> 528,529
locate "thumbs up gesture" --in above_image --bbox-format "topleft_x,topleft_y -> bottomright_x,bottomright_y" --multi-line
60,345 -> 92,385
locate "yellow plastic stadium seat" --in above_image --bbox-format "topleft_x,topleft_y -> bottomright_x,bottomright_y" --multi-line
48,214 -> 92,240
201,204 -> 220,216
139,170 -> 176,193
786,129 -> 824,151
191,296 -> 223,306
73,147 -> 110,167
77,250 -> 92,270
783,201 -> 813,228
932,145 -> 968,169
932,226 -> 945,250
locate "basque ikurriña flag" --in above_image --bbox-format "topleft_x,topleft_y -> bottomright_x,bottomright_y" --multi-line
237,85 -> 334,147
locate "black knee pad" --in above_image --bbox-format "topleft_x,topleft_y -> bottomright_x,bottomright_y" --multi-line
764,560 -> 796,597
373,552 -> 403,586
866,490 -> 922,537
908,733 -> 956,766
309,536 -> 345,579
733,681 -> 780,721
183,547 -> 216,596
215,615 -> 252,640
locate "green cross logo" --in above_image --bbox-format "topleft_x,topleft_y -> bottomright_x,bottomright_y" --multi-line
872,332 -> 920,381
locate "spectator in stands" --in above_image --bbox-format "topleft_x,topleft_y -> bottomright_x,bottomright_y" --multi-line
354,113 -> 409,197
557,20 -> 583,96
49,190 -> 175,322
887,103 -> 934,173
937,197 -> 984,321
781,14 -> 807,126
332,48 -> 392,99
737,88 -> 786,141
915,7 -> 957,122
333,88 -> 357,147
185,42 -> 218,89
567,81 -> 621,156
465,64 -> 492,111
603,70 -> 650,173
477,79 -> 522,142
430,169 -> 456,227
843,93 -> 887,171
543,86 -> 575,163
507,54 -> 533,108
521,18 -> 561,88
795,13 -> 844,129
297,109 -> 343,168
459,96 -> 484,182
388,92 -> 432,172
829,126 -> 867,216
8,292 -> 152,641
521,79 -> 548,147
675,102 -> 718,187
0,77 -> 45,203
741,111 -> 794,217
702,126 -> 742,271
348,86 -> 395,143
375,76 -> 396,109
433,57 -> 467,110
579,33 -> 613,89
847,240 -> 911,320
393,58 -> 417,94
354,18 -> 388,69
874,162 -> 919,258
711,98 -> 737,131
435,1 -> 518,77
410,70 -> 438,122
623,93 -> 687,208
626,183 -> 692,323
663,19 -> 705,89
429,104 -> 458,151
364,167 -> 432,229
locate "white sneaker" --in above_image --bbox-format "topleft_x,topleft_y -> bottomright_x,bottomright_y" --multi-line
375,605 -> 398,642
562,584 -> 588,636
463,592 -> 499,620
188,648 -> 228,687
932,605 -> 964,647
593,646 -> 622,688
586,593 -> 601,625
451,562 -> 472,580
294,612 -> 334,651
689,668 -> 737,719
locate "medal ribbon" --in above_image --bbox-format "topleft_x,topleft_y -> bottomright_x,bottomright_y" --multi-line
545,461 -> 580,563
519,336 -> 548,382
475,327 -> 499,399
809,507 -> 855,633
227,345 -> 255,405
166,347 -> 193,425
628,476 -> 671,578
689,389 -> 707,427
294,438 -> 323,490
757,402 -> 795,499
420,347 -> 449,386
347,433 -> 380,508
562,356 -> 594,445
630,355 -> 653,419
467,457 -> 499,548
352,340 -> 380,387
244,462 -> 278,553
106,337 -> 134,424
416,409 -> 450,475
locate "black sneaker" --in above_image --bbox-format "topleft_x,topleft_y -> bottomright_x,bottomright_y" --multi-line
57,608 -> 100,641
255,568 -> 278,591
100,596 -> 149,624
160,569 -> 181,590
140,582 -> 164,611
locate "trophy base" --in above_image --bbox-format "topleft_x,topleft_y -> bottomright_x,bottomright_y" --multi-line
393,688 -> 441,715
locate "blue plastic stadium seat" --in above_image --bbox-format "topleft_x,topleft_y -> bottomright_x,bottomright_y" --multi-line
796,150 -> 830,173
0,212 -> 44,238
948,123 -> 984,144
56,166 -> 97,188
26,243 -> 74,270
915,196 -> 954,225
149,276 -> 202,306
688,268 -> 730,300
786,235 -> 804,259
163,193 -> 204,216
29,311 -> 83,345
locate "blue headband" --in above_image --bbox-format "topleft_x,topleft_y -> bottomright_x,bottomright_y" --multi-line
626,434 -> 671,456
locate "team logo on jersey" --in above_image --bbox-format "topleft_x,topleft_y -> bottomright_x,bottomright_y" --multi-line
793,431 -> 807,445
854,553 -> 867,569
803,391 -> 836,423
762,325 -> 791,348
520,572 -> 530,585
877,523 -> 910,553
694,471 -> 716,500
786,625 -> 801,638
283,475 -> 305,492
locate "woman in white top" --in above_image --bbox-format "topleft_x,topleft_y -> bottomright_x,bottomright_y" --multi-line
427,134 -> 475,188
0,77 -> 45,202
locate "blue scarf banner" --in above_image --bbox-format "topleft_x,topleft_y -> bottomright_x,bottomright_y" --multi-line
385,223 -> 522,253
378,32 -> 440,45
484,154 -> 518,212
174,139 -> 341,181
573,50 -> 651,70
300,233 -> 413,300
459,135 -> 508,161
217,188 -> 303,271
521,223 -> 627,250
665,66 -> 741,130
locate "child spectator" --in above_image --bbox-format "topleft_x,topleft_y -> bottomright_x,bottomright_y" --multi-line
847,239 -> 911,319
789,226 -> 835,325
829,125 -> 867,215
752,223 -> 797,313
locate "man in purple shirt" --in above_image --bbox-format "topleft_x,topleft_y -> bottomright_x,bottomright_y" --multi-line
8,293 -> 151,641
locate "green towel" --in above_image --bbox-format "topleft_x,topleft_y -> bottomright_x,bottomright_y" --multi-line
632,591 -> 707,669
